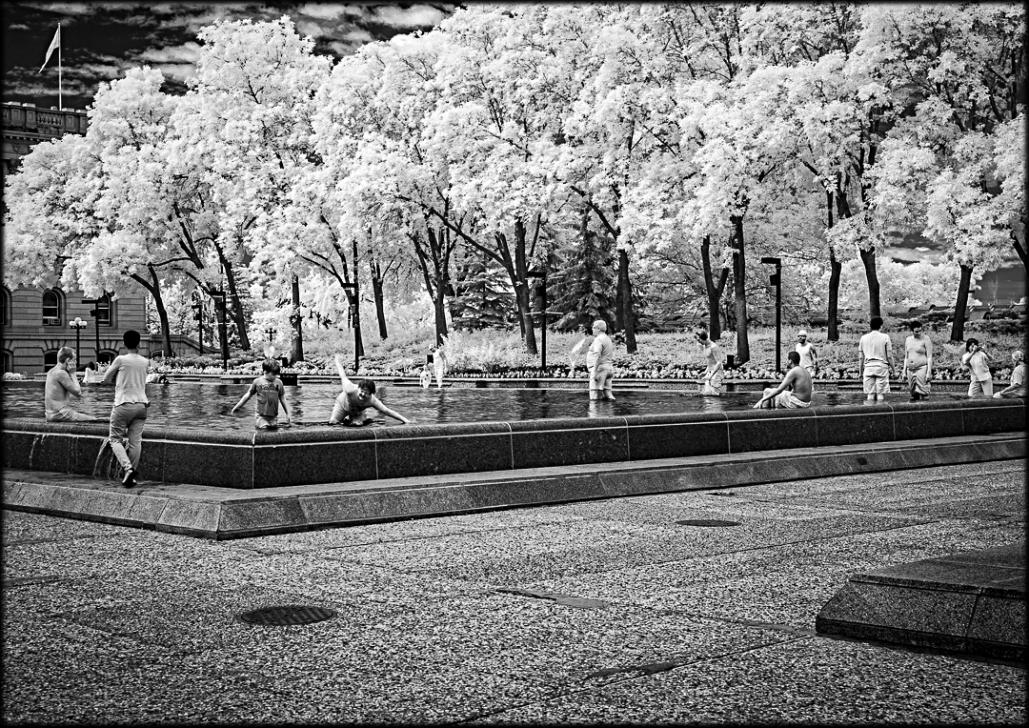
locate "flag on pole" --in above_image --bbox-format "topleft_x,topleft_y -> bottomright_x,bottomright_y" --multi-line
40,25 -> 61,72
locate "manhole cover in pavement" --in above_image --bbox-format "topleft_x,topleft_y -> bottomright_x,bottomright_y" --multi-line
675,519 -> 741,527
236,605 -> 337,626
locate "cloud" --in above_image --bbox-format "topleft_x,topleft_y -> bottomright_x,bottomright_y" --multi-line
373,5 -> 446,29
138,42 -> 202,65
8,23 -> 30,30
342,28 -> 375,44
297,3 -> 357,21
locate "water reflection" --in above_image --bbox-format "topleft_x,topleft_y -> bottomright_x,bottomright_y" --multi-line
1,380 -> 970,432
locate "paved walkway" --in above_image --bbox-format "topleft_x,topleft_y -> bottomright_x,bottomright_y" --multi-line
3,459 -> 1025,724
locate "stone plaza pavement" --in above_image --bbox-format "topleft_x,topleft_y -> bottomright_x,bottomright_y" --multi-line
2,459 -> 1026,725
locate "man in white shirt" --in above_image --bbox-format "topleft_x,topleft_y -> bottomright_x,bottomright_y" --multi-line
100,330 -> 149,488
858,316 -> 893,402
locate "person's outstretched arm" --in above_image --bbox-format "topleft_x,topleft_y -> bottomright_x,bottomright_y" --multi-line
334,353 -> 354,387
231,388 -> 253,414
277,385 -> 291,424
371,397 -> 411,424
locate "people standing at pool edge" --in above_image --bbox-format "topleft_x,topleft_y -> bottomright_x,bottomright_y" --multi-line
329,353 -> 412,425
754,351 -> 812,409
902,320 -> 933,401
795,330 -> 818,377
697,329 -> 725,396
994,350 -> 1026,398
99,330 -> 149,488
858,316 -> 893,402
231,358 -> 292,429
44,347 -> 96,422
961,338 -> 993,397
586,319 -> 615,401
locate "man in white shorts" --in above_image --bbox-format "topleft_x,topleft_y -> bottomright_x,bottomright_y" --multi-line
858,316 -> 893,402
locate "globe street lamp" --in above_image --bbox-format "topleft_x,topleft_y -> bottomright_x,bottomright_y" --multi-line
69,317 -> 88,362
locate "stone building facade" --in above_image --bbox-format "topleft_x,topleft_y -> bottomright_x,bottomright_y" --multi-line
3,101 -> 151,372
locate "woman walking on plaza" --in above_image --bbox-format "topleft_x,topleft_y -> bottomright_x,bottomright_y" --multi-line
961,338 -> 993,397
902,320 -> 933,401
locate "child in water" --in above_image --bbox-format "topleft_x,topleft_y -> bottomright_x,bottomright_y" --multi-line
329,353 -> 412,426
231,358 -> 292,429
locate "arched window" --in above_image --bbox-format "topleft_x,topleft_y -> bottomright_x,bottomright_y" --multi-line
98,349 -> 117,365
44,349 -> 58,371
2,350 -> 12,373
42,289 -> 64,326
1,287 -> 10,327
95,293 -> 112,325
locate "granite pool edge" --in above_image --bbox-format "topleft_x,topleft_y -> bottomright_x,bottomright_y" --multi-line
2,398 -> 1024,489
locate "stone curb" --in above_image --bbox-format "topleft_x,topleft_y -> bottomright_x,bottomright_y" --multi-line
3,433 -> 1023,541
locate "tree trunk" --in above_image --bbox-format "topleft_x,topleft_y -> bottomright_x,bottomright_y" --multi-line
949,263 -> 973,342
730,214 -> 750,365
617,248 -> 637,353
701,235 -> 729,340
215,292 -> 229,365
131,266 -> 174,357
514,219 -> 538,356
827,251 -> 842,342
221,262 -> 250,351
371,259 -> 388,340
859,247 -> 880,322
289,274 -> 304,363
825,191 -> 840,342
351,240 -> 365,358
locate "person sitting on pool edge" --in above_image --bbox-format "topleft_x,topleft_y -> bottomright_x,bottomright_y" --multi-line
329,353 -> 412,426
753,351 -> 812,409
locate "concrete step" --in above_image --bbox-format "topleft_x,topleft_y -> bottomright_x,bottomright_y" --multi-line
2,432 -> 1023,541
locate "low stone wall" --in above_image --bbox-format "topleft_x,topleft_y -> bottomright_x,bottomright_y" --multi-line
3,398 -> 1024,489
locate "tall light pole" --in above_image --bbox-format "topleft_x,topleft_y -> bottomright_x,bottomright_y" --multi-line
191,292 -> 204,355
69,317 -> 88,360
341,282 -> 359,372
81,298 -> 102,363
761,257 -> 782,373
526,268 -> 548,370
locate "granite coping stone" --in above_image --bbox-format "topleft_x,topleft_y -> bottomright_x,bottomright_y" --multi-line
816,540 -> 1026,661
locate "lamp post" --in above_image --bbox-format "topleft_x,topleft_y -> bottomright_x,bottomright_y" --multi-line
525,269 -> 548,370
69,317 -> 88,361
760,257 -> 782,373
191,293 -> 204,355
80,298 -> 102,363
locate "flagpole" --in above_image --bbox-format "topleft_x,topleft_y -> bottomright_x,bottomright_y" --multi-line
58,23 -> 62,110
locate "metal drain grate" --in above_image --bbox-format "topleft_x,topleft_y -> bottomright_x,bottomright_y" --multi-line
676,519 -> 741,527
236,605 -> 337,626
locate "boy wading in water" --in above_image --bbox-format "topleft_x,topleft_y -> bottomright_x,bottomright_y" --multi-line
329,353 -> 412,426
100,330 -> 149,488
45,347 -> 97,422
231,358 -> 292,429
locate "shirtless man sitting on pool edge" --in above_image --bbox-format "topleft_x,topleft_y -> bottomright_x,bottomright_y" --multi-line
753,351 -> 813,409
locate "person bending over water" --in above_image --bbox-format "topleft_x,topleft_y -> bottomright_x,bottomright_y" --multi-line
754,351 -> 812,409
45,347 -> 97,422
697,329 -> 725,396
329,353 -> 412,426
901,320 -> 933,401
231,358 -> 292,429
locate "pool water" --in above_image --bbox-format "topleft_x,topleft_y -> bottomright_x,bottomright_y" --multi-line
2,381 -> 971,431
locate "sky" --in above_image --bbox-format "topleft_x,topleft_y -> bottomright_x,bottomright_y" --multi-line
2,2 -> 457,110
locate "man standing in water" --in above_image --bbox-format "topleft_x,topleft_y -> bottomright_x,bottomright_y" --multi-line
794,330 -> 818,377
697,329 -> 725,396
100,330 -> 149,488
586,319 -> 615,400
858,316 -> 893,402
901,320 -> 933,401
45,347 -> 96,422
754,351 -> 812,409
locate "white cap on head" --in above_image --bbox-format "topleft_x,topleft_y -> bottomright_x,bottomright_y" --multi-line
798,329 -> 807,337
